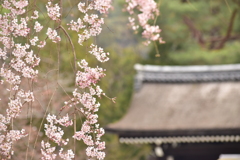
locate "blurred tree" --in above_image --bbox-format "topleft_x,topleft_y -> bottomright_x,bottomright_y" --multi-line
162,0 -> 240,49
144,0 -> 240,65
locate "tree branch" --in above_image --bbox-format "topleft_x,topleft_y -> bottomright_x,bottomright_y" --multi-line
215,9 -> 238,49
208,35 -> 240,42
183,16 -> 205,48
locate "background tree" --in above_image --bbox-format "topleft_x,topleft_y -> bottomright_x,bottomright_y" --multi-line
144,0 -> 240,65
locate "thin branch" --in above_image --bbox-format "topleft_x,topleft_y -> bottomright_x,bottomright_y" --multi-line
25,80 -> 34,160
154,41 -> 160,57
30,87 -> 57,160
57,81 -> 71,99
58,25 -> 77,73
73,113 -> 76,160
224,0 -> 231,12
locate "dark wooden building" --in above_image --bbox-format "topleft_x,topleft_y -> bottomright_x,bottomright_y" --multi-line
105,64 -> 240,160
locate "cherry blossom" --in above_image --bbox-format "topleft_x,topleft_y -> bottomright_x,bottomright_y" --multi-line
44,114 -> 72,145
59,148 -> 75,160
34,21 -> 43,33
0,0 -> 163,159
31,10 -> 39,19
46,1 -> 61,21
41,141 -> 57,160
89,44 -> 110,62
126,0 -> 165,45
46,28 -> 61,43
0,1 -> 41,158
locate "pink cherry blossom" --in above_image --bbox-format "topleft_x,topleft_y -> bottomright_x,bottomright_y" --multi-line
126,0 -> 165,45
0,0 -> 163,159
46,1 -> 60,21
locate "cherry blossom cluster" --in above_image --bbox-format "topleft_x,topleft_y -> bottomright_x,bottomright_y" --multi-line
41,141 -> 57,160
0,0 -> 164,159
46,1 -> 61,44
41,114 -> 74,160
0,0 -> 43,158
59,148 -> 75,160
72,88 -> 106,160
89,44 -> 110,62
2,0 -> 28,15
46,28 -> 61,43
126,0 -> 165,45
76,60 -> 106,89
44,114 -> 73,145
46,1 -> 61,21
34,21 -> 44,33
67,0 -> 111,45
0,129 -> 27,158
41,112 -> 76,160
77,0 -> 112,14
66,59 -> 106,159
41,1 -> 112,159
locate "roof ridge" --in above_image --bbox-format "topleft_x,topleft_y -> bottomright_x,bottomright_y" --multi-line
134,63 -> 240,73
134,64 -> 240,90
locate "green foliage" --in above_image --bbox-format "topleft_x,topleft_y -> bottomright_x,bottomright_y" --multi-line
169,41 -> 240,65
159,0 -> 239,39
144,0 -> 240,66
145,41 -> 240,65
103,134 -> 152,160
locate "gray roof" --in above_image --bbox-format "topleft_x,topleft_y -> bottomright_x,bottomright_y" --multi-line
134,64 -> 240,90
106,64 -> 240,138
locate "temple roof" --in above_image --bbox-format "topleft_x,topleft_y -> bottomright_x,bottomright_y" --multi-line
106,64 -> 240,138
134,63 -> 240,90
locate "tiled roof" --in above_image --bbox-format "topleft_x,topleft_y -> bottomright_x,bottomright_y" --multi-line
134,64 -> 240,90
106,64 -> 240,140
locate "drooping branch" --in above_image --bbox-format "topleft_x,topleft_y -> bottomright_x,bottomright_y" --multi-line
183,16 -> 205,48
